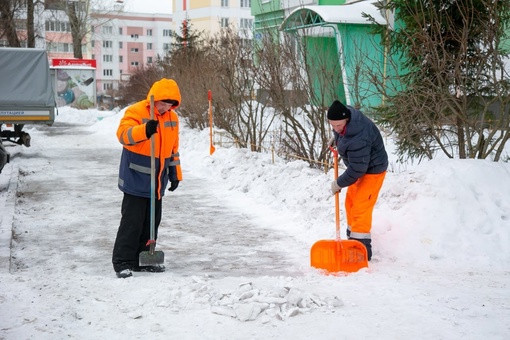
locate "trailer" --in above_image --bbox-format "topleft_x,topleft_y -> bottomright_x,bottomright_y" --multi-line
0,47 -> 56,173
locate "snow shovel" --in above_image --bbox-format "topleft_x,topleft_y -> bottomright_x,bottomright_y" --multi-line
310,147 -> 368,273
139,95 -> 165,266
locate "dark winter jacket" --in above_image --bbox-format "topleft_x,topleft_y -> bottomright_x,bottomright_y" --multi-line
333,106 -> 388,188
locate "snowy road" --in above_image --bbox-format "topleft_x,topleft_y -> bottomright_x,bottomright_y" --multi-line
163,177 -> 302,278
9,122 -> 122,276
1,109 -> 509,339
9,121 -> 302,279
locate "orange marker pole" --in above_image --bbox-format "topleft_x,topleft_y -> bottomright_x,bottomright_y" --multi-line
208,90 -> 215,155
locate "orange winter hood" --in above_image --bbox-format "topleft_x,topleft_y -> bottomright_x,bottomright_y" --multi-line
146,78 -> 182,108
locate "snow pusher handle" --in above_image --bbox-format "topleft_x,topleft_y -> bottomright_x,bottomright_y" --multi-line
138,95 -> 165,266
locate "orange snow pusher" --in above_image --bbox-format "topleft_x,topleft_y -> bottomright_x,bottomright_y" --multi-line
310,147 -> 368,273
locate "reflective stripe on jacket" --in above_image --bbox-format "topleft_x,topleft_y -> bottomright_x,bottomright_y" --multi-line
117,78 -> 182,199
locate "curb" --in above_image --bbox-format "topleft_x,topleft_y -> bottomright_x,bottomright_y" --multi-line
0,163 -> 18,272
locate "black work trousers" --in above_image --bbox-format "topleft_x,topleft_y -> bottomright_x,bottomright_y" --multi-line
112,193 -> 162,272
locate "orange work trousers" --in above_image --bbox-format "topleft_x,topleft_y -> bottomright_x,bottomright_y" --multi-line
345,171 -> 386,239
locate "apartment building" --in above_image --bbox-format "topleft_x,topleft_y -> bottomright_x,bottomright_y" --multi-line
90,11 -> 172,98
1,1 -> 172,108
172,0 -> 254,39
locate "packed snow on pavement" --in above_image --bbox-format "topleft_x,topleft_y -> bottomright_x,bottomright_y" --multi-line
0,107 -> 509,339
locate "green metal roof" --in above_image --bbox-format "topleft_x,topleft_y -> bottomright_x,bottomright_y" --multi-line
280,4 -> 388,32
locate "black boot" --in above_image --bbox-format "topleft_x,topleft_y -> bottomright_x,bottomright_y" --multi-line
348,235 -> 372,261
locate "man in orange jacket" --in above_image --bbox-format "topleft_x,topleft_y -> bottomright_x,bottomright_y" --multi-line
112,78 -> 182,278
328,100 -> 388,261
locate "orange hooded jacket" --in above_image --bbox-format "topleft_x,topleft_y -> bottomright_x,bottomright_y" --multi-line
117,78 -> 182,199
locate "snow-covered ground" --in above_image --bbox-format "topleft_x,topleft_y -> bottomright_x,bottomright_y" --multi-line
0,107 -> 509,339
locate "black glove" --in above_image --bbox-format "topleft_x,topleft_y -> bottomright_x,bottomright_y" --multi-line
145,120 -> 158,139
168,180 -> 179,192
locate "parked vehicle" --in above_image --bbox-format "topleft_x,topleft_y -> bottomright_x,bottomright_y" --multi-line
0,47 -> 56,173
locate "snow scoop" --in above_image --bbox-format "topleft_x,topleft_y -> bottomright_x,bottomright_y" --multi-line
139,95 -> 165,266
310,146 -> 368,273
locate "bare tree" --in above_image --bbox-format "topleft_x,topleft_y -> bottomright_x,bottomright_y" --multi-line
0,0 -> 23,47
45,0 -> 122,59
205,27 -> 276,151
117,63 -> 164,106
162,20 -> 216,130
253,28 -> 344,169
26,0 -> 35,47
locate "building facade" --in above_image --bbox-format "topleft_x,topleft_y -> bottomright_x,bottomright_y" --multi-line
1,1 -> 173,108
252,0 -> 392,109
90,11 -> 172,100
172,0 -> 254,39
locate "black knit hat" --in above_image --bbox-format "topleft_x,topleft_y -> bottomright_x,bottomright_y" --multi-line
327,100 -> 351,120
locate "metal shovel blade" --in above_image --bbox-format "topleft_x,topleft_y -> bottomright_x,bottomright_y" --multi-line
139,249 -> 165,266
310,239 -> 368,273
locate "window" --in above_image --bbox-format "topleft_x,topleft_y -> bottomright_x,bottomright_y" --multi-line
240,18 -> 253,30
147,57 -> 153,64
130,48 -> 139,52
119,56 -> 123,63
103,41 -> 112,48
103,26 -> 112,34
240,0 -> 251,7
103,83 -> 113,90
221,18 -> 229,28
119,42 -> 123,48
147,29 -> 152,36
163,43 -> 171,50
130,34 -> 139,38
221,0 -> 229,7
103,69 -> 113,76
163,29 -> 172,36
45,20 -> 71,32
103,55 -> 113,62
131,61 -> 139,66
47,42 -> 74,53
147,43 -> 152,50
119,27 -> 123,35
91,40 -> 95,47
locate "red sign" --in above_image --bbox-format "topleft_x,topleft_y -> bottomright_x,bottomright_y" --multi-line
51,58 -> 97,68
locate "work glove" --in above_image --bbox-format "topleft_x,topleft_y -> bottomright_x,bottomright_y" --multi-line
145,120 -> 158,139
328,136 -> 336,148
168,180 -> 179,192
331,180 -> 342,195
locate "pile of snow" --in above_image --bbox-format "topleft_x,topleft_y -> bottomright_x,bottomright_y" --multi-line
0,106 -> 509,338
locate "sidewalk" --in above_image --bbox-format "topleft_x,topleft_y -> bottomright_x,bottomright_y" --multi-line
0,163 -> 18,272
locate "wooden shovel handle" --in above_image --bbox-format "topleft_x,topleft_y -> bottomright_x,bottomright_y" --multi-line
329,146 -> 341,242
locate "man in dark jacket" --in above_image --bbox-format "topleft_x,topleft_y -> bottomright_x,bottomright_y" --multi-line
328,100 -> 388,261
